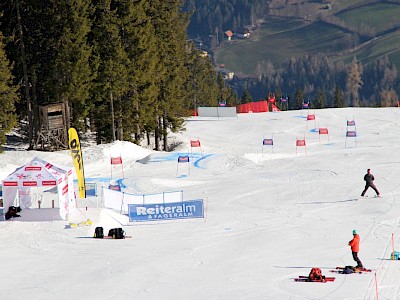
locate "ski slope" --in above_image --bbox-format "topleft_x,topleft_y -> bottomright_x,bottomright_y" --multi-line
1,107 -> 400,299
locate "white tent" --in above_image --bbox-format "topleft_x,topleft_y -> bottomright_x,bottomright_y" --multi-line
1,157 -> 76,220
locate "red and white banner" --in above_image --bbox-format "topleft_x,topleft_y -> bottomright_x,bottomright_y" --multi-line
25,166 -> 42,171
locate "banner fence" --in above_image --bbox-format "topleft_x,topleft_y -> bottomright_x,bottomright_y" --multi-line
102,187 -> 184,213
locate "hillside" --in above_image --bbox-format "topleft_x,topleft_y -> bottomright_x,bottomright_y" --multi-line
214,0 -> 400,76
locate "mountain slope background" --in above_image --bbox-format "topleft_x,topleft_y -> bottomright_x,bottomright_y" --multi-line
214,0 -> 400,75
185,0 -> 400,106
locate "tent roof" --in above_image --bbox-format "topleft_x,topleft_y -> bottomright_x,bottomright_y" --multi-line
2,157 -> 72,187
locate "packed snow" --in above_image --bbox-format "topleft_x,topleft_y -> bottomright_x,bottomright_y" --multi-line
1,107 -> 400,300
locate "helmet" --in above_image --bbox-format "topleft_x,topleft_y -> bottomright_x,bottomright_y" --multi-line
353,230 -> 357,235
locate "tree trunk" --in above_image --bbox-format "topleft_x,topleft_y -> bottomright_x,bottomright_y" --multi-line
110,91 -> 116,141
63,99 -> 70,146
117,97 -> 123,140
154,116 -> 159,150
32,73 -> 40,148
162,114 -> 167,151
16,0 -> 34,149
146,131 -> 150,146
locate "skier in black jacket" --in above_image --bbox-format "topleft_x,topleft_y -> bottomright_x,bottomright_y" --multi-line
361,169 -> 380,197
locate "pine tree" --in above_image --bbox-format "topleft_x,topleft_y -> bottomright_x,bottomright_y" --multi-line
91,0 -> 130,142
315,89 -> 326,109
185,44 -> 219,110
216,74 -> 237,106
119,0 -> 159,144
379,89 -> 398,107
241,89 -> 252,103
0,31 -> 18,151
149,0 -> 190,151
345,57 -> 363,107
50,0 -> 94,130
1,0 -> 35,148
333,86 -> 344,108
294,88 -> 304,109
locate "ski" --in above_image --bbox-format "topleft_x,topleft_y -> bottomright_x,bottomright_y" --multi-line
298,275 -> 335,282
330,269 -> 362,274
104,236 -> 132,239
294,277 -> 335,283
336,266 -> 371,272
335,266 -> 372,273
93,236 -> 132,239
359,195 -> 381,199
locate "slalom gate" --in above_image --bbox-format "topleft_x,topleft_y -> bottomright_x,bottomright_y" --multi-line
306,113 -> 316,130
296,136 -> 307,155
190,139 -> 203,157
262,136 -> 274,155
345,116 -> 357,148
318,127 -> 329,144
176,154 -> 190,177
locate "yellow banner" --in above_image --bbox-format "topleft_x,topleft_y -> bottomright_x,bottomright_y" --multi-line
68,127 -> 86,198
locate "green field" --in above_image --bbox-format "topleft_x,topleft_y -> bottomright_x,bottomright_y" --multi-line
215,19 -> 351,75
338,30 -> 400,66
336,2 -> 400,34
214,1 -> 400,76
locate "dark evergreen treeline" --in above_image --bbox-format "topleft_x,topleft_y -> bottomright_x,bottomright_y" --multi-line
184,0 -> 269,44
233,53 -> 399,109
0,0 -> 237,151
0,30 -> 18,148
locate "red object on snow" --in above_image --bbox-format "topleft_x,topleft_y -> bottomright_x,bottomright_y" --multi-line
296,140 -> 306,146
190,140 -> 201,147
271,104 -> 281,112
319,128 -> 328,134
236,101 -> 269,113
307,114 -> 316,120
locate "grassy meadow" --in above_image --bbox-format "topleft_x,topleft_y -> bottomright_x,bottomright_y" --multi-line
214,1 -> 400,75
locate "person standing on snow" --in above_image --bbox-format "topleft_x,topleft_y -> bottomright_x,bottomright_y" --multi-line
349,230 -> 363,268
361,168 -> 380,197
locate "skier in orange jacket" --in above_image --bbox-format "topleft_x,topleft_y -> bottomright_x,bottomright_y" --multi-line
349,230 -> 363,268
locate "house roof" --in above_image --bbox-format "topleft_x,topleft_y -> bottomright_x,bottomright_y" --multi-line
225,30 -> 233,37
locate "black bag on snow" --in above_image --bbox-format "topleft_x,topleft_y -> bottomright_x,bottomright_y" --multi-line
5,206 -> 22,220
108,228 -> 125,239
94,227 -> 104,238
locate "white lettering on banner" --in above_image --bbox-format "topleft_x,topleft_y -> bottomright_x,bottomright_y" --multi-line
148,212 -> 194,220
136,204 -> 196,216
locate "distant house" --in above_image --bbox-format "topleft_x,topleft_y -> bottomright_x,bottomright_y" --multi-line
236,28 -> 250,39
215,66 -> 234,80
225,30 -> 234,41
199,51 -> 209,58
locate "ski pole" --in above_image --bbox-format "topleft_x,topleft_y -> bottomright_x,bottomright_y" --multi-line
392,233 -> 395,260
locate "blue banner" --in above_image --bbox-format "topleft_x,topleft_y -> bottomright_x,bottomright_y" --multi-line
85,183 -> 97,197
128,199 -> 204,222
